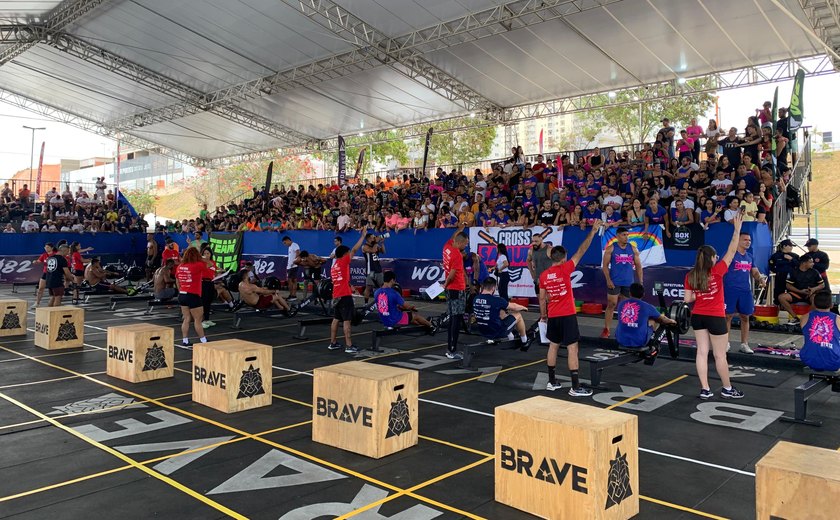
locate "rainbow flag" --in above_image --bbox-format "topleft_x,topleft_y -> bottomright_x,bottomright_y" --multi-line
600,225 -> 666,267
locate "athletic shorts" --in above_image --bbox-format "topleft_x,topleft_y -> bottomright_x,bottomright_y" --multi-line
72,269 -> 85,277
305,268 -> 322,281
365,272 -> 384,288
154,288 -> 177,301
255,294 -> 273,310
446,289 -> 467,315
546,315 -> 580,345
48,286 -> 65,297
691,314 -> 728,336
286,267 -> 299,280
334,295 -> 355,323
608,285 -> 631,297
178,292 -> 202,309
41,273 -> 47,281
785,292 -> 811,305
725,289 -> 755,315
395,312 -> 412,326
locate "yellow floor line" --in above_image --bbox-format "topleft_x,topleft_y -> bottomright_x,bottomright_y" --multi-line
606,374 -> 689,410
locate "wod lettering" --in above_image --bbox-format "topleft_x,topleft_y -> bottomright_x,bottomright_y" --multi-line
107,345 -> 133,363
316,397 -> 373,428
35,322 -> 48,334
499,445 -> 588,493
194,366 -> 226,389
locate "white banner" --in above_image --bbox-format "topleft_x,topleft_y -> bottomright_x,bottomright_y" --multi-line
469,226 -> 564,298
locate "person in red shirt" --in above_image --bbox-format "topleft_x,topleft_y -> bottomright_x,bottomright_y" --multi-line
33,242 -> 55,308
442,223 -> 469,359
327,230 -> 367,353
175,247 -> 213,347
539,220 -> 601,397
162,238 -> 180,266
69,241 -> 94,303
684,212 -> 745,400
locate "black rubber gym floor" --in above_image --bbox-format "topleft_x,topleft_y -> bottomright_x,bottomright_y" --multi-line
1,287 -> 838,519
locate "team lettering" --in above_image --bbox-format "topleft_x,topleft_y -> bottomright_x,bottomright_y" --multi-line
194,366 -> 227,389
316,397 -> 373,427
108,346 -> 133,363
35,322 -> 48,334
499,445 -> 588,493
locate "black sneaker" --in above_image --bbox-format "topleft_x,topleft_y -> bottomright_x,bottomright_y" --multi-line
327,342 -> 343,351
232,300 -> 244,312
179,341 -> 193,350
699,388 -> 714,399
344,345 -> 360,354
445,351 -> 463,360
519,336 -> 534,352
720,386 -> 744,399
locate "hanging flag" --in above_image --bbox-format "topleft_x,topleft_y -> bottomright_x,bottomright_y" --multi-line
539,129 -> 544,155
114,141 -> 121,209
421,128 -> 433,177
337,135 -> 346,187
601,225 -> 666,267
788,69 -> 805,131
35,141 -> 45,197
354,149 -> 365,179
771,86 -> 778,176
262,161 -> 273,210
556,155 -> 564,189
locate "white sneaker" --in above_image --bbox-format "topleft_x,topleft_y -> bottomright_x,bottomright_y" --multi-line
546,382 -> 562,391
739,343 -> 754,354
201,320 -> 212,328
726,342 -> 732,352
206,321 -> 216,327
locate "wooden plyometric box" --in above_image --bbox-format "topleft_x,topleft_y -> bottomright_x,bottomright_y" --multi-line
756,441 -> 840,520
0,299 -> 27,337
106,324 -> 175,383
192,339 -> 272,413
495,396 -> 639,520
312,361 -> 418,459
34,306 -> 84,349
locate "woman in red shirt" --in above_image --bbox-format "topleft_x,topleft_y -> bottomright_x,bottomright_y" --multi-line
176,247 -> 213,347
33,242 -> 55,308
684,212 -> 745,400
70,242 -> 92,302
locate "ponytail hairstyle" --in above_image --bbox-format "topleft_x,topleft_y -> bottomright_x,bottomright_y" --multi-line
687,245 -> 717,292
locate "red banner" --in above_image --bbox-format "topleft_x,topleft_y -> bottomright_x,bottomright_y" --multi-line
35,141 -> 45,196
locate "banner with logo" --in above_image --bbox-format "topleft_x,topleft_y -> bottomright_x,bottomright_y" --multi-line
601,225 -> 665,267
354,149 -> 365,179
469,226 -> 564,298
788,68 -> 804,131
663,223 -> 704,251
337,135 -> 346,187
209,232 -> 243,273
262,161 -> 273,210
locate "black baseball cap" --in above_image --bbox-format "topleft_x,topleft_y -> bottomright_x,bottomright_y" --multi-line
805,238 -> 819,246
779,239 -> 794,248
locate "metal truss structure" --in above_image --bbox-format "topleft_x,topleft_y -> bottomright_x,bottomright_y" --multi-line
206,54 -> 836,167
0,0 -> 107,65
0,0 -> 837,168
798,0 -> 840,69
0,87 -> 198,165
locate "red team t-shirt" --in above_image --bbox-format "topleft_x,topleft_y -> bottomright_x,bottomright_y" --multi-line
71,252 -> 84,272
684,260 -> 728,317
38,252 -> 54,273
331,255 -> 352,298
442,240 -> 466,290
162,248 -> 180,265
539,261 -> 577,317
176,262 -> 211,296
203,259 -> 217,281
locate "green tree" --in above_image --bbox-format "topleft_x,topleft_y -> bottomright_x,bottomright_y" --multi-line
429,119 -> 497,166
122,188 -> 158,215
578,80 -> 716,145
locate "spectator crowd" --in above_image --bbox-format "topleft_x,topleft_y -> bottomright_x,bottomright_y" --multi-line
0,177 -> 149,234
189,108 -> 795,237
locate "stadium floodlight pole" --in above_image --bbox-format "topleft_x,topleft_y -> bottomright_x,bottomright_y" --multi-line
22,125 -> 45,187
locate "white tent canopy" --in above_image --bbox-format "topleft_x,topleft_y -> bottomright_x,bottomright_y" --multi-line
1,0 -> 837,165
